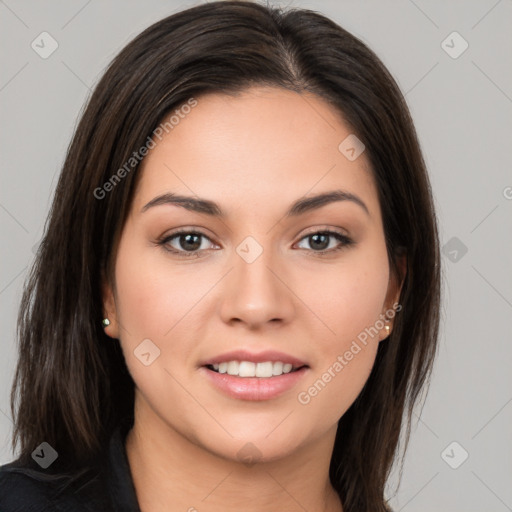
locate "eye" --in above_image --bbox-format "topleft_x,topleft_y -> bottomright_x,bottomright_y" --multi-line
157,228 -> 354,258
158,230 -> 217,258
295,230 -> 353,255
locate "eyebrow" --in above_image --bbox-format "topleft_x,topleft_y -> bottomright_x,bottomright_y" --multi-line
140,189 -> 370,217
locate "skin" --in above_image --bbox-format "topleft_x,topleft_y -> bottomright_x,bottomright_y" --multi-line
102,86 -> 404,512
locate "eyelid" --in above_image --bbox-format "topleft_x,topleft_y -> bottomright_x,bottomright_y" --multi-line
297,225 -> 350,238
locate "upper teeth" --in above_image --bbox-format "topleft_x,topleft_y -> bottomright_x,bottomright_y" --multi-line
212,361 -> 297,377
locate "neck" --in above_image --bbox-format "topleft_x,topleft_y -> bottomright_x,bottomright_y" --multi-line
125,397 -> 343,512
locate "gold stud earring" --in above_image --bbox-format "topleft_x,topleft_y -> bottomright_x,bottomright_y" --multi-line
102,318 -> 110,327
385,324 -> 390,335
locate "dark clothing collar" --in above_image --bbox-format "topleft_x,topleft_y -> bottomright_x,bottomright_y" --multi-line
0,417 -> 141,511
105,417 -> 141,511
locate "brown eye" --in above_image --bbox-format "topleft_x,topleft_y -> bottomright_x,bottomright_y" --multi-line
159,230 -> 217,257
307,233 -> 330,251
296,230 -> 353,254
174,233 -> 202,252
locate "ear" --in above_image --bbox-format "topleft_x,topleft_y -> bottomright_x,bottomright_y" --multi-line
101,273 -> 120,339
379,251 -> 407,341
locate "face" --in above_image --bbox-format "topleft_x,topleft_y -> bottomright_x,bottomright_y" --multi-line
103,86 -> 403,462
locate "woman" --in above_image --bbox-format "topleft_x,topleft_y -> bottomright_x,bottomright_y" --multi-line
0,1 -> 440,511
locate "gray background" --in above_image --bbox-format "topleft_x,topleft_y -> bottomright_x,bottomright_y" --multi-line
1,0 -> 511,510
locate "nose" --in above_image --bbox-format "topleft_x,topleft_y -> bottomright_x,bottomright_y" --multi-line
219,247 -> 295,329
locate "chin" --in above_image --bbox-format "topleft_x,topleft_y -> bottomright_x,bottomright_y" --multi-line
195,426 -> 310,465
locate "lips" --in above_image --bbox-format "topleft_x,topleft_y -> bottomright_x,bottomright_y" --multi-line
199,349 -> 310,400
200,365 -> 309,401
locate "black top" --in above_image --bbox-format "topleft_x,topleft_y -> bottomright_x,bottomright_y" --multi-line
0,418 -> 141,511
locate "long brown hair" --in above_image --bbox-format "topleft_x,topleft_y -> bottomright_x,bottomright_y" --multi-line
10,2 -> 440,511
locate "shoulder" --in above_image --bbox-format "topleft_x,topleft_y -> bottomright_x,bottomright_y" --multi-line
0,461 -> 56,512
0,459 -> 109,512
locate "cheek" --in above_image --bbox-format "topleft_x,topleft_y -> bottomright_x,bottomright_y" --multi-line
112,232 -> 215,383
293,243 -> 389,419
113,232 -> 199,338
112,237 -> 193,402
298,242 -> 390,348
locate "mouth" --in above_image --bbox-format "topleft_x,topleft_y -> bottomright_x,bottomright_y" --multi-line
199,350 -> 310,400
200,350 -> 310,401
201,364 -> 309,401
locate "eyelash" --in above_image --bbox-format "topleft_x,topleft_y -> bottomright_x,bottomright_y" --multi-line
156,228 -> 354,259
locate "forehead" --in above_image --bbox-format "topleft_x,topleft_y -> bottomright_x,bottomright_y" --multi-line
132,86 -> 379,219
